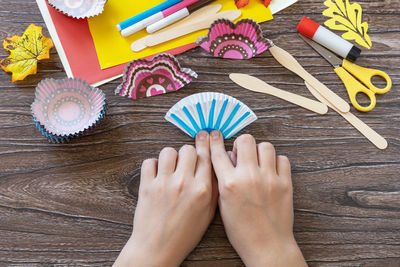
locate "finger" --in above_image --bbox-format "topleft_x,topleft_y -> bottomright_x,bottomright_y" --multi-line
276,155 -> 292,179
176,144 -> 197,176
210,130 -> 234,180
141,158 -> 158,183
157,147 -> 178,176
195,131 -> 212,183
227,151 -> 237,167
257,142 -> 277,174
235,134 -> 258,168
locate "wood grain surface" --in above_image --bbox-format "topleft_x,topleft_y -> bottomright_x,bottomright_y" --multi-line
0,0 -> 399,266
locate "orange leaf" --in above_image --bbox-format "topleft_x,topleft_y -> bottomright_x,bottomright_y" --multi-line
235,0 -> 272,9
235,0 -> 250,8
0,24 -> 54,82
261,0 -> 272,7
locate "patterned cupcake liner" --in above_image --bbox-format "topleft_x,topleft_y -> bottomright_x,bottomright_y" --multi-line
196,18 -> 273,60
115,53 -> 198,100
33,104 -> 107,143
31,78 -> 107,142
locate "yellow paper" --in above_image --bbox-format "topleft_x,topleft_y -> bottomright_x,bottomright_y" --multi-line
88,0 -> 273,69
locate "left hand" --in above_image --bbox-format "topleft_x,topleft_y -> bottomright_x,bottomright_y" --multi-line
114,131 -> 218,267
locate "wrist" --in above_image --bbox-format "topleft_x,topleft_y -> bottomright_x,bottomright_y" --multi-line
240,237 -> 307,267
114,235 -> 180,267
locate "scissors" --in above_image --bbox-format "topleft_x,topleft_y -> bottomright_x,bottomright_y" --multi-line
300,35 -> 392,112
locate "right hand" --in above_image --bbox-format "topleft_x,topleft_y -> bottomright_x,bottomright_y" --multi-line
210,131 -> 307,267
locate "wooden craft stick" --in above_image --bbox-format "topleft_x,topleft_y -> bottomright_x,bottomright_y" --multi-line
229,73 -> 328,115
269,45 -> 351,113
131,5 -> 241,51
305,81 -> 388,150
132,4 -> 222,52
145,10 -> 241,46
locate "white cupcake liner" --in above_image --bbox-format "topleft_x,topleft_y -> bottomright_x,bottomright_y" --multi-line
165,92 -> 257,139
47,0 -> 107,19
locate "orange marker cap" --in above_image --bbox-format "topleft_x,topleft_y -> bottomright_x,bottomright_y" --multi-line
297,16 -> 320,39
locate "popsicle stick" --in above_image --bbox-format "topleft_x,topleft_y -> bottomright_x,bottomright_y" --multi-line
131,36 -> 150,52
132,5 -> 222,52
305,81 -> 388,150
269,45 -> 351,113
145,10 -> 241,47
229,73 -> 328,115
174,4 -> 223,25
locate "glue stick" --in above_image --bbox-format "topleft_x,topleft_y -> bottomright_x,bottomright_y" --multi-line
297,16 -> 361,62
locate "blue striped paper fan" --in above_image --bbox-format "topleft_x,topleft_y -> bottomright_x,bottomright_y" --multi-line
165,92 -> 257,139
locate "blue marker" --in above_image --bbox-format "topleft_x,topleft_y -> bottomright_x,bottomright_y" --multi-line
117,0 -> 183,31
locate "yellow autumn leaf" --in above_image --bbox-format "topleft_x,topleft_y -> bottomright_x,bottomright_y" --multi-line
0,24 -> 54,82
323,0 -> 372,49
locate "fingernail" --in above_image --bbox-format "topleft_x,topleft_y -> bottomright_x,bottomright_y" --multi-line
197,131 -> 207,140
211,130 -> 220,140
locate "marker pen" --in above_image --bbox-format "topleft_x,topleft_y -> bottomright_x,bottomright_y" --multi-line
121,0 -> 200,37
117,0 -> 183,31
297,16 -> 361,62
146,0 -> 215,33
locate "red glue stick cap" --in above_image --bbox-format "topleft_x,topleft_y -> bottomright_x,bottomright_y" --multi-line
297,16 -> 320,39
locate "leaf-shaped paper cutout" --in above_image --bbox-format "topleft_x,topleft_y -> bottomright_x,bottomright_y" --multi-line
0,24 -> 54,82
323,0 -> 372,49
261,0 -> 272,8
235,0 -> 272,8
235,0 -> 250,8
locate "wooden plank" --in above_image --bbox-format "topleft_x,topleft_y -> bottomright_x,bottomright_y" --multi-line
0,0 -> 399,265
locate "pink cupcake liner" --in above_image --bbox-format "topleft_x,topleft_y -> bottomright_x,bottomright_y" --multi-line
196,19 -> 273,60
115,53 -> 198,100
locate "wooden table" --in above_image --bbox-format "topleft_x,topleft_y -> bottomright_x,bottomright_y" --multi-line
1,0 -> 399,266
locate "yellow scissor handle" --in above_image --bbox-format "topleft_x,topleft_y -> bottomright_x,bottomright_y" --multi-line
334,66 -> 376,112
342,59 -> 392,94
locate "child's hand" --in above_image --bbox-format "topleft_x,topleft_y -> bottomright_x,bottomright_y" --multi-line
210,131 -> 306,267
114,131 -> 218,267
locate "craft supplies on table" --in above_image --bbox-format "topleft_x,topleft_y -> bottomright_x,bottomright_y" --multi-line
297,16 -> 361,62
117,0 -> 183,31
229,73 -> 328,115
305,82 -> 387,150
131,5 -> 242,52
166,92 -> 257,139
300,35 -> 391,112
115,54 -> 197,99
195,18 -> 349,113
120,0 -> 200,36
269,45 -> 351,113
88,0 -> 273,70
35,0 -> 196,86
31,78 -> 106,143
146,0 -> 216,34
36,0 -> 297,86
